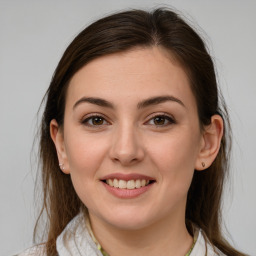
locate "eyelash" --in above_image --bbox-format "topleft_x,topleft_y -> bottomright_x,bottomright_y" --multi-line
81,113 -> 176,128
146,114 -> 176,127
81,114 -> 110,127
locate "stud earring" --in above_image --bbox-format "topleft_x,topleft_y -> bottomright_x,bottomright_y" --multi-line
202,162 -> 205,168
59,163 -> 64,170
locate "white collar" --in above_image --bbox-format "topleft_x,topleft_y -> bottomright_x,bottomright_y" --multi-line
56,212 -> 224,256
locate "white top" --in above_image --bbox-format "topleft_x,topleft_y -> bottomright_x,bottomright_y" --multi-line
16,213 -> 226,256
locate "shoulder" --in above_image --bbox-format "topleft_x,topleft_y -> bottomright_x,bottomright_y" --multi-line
56,212 -> 103,256
15,244 -> 46,256
191,229 -> 226,256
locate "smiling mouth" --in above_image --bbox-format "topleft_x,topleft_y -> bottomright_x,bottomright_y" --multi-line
102,179 -> 155,189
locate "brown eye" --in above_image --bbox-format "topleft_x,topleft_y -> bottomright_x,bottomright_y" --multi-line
147,115 -> 175,126
92,116 -> 104,125
153,116 -> 166,125
82,115 -> 108,126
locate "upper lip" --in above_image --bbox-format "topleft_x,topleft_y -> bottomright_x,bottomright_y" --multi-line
100,173 -> 155,181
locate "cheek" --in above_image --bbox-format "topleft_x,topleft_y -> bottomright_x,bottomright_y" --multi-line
148,129 -> 200,188
64,132 -> 110,207
64,131 -> 109,177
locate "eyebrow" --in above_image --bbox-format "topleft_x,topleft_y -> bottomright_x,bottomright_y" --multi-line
137,95 -> 185,109
73,97 -> 114,109
73,95 -> 185,110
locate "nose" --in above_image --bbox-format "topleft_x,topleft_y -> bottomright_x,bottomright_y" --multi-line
109,123 -> 145,166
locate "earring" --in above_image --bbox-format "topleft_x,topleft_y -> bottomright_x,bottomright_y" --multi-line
59,163 -> 64,170
202,162 -> 205,168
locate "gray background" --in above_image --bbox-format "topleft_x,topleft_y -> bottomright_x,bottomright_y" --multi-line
0,1 -> 255,255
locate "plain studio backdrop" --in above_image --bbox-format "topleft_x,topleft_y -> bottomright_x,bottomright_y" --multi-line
0,1 -> 255,255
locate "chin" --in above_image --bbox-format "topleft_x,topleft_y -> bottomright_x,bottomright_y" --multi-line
98,207 -> 159,231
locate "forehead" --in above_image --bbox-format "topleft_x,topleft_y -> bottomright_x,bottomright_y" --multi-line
66,47 -> 196,109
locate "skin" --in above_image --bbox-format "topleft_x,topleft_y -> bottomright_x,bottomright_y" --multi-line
51,47 -> 223,256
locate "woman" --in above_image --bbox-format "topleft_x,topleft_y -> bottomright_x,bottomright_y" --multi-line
19,8 -> 247,256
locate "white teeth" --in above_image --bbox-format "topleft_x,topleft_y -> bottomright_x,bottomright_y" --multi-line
113,179 -> 119,187
108,179 -> 113,186
127,180 -> 135,189
119,180 -> 126,189
106,179 -> 151,189
134,179 -> 140,188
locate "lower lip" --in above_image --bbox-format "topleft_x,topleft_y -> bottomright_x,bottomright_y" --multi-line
102,182 -> 154,199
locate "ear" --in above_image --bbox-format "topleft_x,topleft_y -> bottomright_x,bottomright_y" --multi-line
195,115 -> 224,171
50,119 -> 70,174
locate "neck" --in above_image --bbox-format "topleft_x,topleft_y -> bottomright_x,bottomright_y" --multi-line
89,211 -> 193,256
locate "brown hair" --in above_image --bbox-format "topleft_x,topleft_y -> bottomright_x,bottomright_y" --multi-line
35,8 -> 247,255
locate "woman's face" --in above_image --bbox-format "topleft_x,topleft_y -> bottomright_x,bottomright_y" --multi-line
53,47 -> 205,230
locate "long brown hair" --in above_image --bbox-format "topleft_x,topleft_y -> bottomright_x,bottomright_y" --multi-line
35,8 -> 247,255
